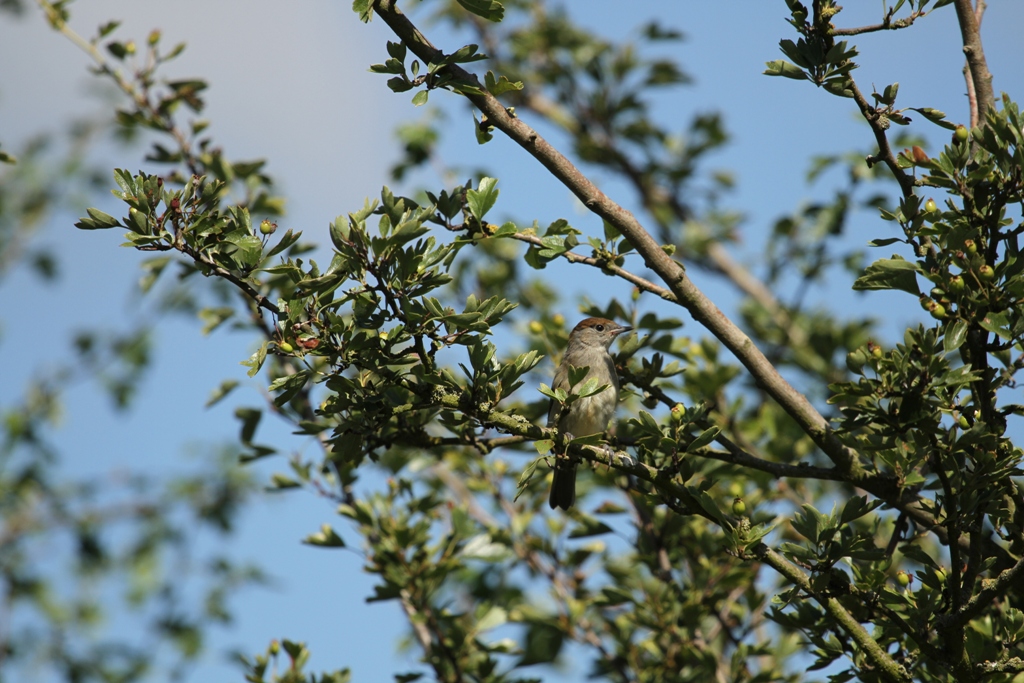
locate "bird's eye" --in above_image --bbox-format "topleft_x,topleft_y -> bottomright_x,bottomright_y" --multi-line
595,324 -> 605,332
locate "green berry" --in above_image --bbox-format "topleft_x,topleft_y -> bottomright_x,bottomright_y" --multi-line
259,219 -> 277,235
964,239 -> 977,255
977,265 -> 995,282
924,198 -> 938,214
954,125 -> 969,143
732,497 -> 747,516
948,275 -> 965,294
278,342 -> 294,353
897,570 -> 911,587
929,303 -> 947,320
935,567 -> 947,583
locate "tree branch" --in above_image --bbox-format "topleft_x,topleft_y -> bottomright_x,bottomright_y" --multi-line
976,657 -> 1024,676
830,11 -> 926,36
141,242 -> 281,316
846,80 -> 916,198
953,0 -> 994,125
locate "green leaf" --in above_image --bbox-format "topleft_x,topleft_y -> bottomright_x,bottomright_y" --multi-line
454,0 -> 504,22
484,71 -> 523,96
446,44 -> 485,65
199,306 -> 234,335
852,257 -> 921,295
909,107 -> 957,130
386,76 -> 412,92
106,40 -> 128,60
235,407 -> 262,444
268,370 -> 311,406
764,59 -> 809,81
386,41 -> 406,61
568,516 -> 614,538
265,229 -> 302,259
139,256 -> 172,293
461,534 -> 512,561
877,82 -> 899,106
227,233 -> 264,268
238,445 -> 275,463
944,320 -> 968,352
466,177 -> 499,221
411,89 -> 429,106
474,113 -> 494,144
514,457 -> 543,502
686,426 -> 720,453
567,364 -> 590,387
979,311 -> 1012,340
352,0 -> 373,22
518,623 -> 563,666
533,439 -> 554,455
268,473 -> 302,491
686,486 -> 728,526
205,379 -> 239,408
491,221 -> 517,238
576,377 -> 609,398
839,496 -> 882,525
75,207 -> 121,230
475,606 -> 507,633
899,544 -> 938,569
302,523 -> 346,548
241,342 -> 268,377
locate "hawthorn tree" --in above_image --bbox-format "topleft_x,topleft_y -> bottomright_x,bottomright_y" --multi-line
7,0 -> 1024,681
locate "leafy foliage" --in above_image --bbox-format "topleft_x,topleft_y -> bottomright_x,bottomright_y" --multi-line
5,1 -> 1024,682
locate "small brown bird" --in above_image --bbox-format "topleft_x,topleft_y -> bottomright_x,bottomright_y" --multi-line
547,317 -> 632,510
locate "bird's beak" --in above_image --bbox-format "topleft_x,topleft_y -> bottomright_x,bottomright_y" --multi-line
615,326 -> 633,336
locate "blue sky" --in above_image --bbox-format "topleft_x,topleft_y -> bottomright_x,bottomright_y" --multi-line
3,1 -> 1024,680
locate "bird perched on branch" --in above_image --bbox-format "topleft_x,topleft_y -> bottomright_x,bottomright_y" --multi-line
547,317 -> 632,510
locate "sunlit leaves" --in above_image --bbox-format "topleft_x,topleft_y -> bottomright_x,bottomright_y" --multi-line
852,256 -> 922,294
454,0 -> 504,22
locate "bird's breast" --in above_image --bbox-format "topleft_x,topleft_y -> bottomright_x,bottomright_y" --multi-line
558,386 -> 618,436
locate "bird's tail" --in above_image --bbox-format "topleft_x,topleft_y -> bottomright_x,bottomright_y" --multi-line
548,458 -> 577,510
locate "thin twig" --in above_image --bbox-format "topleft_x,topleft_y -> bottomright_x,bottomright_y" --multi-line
846,81 -> 916,198
510,231 -> 676,302
831,11 -> 926,36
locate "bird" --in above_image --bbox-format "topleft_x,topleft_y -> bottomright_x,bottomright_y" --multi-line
547,317 -> 632,510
